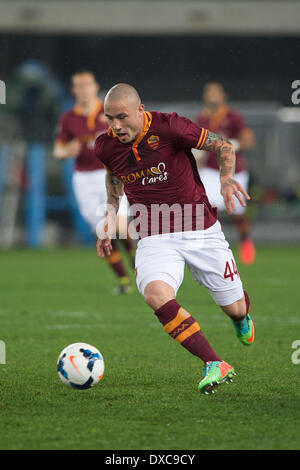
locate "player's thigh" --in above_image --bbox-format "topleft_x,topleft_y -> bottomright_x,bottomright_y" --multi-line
199,168 -> 225,210
184,222 -> 244,306
135,236 -> 185,298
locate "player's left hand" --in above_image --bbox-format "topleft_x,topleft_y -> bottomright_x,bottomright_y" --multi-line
220,176 -> 250,215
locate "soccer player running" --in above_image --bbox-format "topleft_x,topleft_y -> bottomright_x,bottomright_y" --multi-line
54,71 -> 135,295
95,84 -> 255,395
195,82 -> 256,265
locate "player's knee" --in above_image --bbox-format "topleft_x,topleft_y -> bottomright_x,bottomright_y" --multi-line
144,290 -> 167,311
144,291 -> 159,310
221,295 -> 248,319
144,281 -> 175,311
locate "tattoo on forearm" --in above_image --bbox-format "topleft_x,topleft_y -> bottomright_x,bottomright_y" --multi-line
220,177 -> 237,190
203,131 -> 236,177
105,173 -> 124,212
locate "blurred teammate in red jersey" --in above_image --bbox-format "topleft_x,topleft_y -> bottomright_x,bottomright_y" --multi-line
94,84 -> 255,394
195,82 -> 256,265
54,71 -> 135,294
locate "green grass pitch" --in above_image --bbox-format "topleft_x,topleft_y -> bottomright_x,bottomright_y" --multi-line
0,244 -> 300,450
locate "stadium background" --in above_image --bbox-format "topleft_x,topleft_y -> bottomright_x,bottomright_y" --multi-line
0,0 -> 300,247
1,0 -> 300,452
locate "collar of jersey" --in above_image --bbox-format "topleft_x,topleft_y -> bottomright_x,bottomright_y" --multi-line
108,111 -> 152,161
73,98 -> 103,130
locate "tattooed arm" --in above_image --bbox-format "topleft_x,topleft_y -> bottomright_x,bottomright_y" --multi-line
96,172 -> 124,258
105,171 -> 124,213
202,131 -> 250,214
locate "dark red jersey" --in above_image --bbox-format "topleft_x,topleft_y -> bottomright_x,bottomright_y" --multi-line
55,99 -> 108,171
195,105 -> 249,173
94,111 -> 218,238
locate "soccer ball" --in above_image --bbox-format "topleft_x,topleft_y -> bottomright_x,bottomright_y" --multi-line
57,342 -> 104,389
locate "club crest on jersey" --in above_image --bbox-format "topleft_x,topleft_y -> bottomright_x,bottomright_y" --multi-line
147,135 -> 159,149
120,162 -> 168,186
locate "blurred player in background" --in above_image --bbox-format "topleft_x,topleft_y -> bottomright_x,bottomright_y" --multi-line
195,82 -> 256,265
53,71 -> 135,294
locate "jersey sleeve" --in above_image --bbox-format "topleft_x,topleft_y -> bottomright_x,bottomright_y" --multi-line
169,113 -> 208,150
55,113 -> 72,145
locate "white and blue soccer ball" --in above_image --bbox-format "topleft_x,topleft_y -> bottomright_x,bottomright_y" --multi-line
57,342 -> 104,389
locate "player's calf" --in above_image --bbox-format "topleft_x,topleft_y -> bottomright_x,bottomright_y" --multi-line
106,240 -> 132,295
146,282 -> 222,364
154,298 -> 222,364
145,283 -> 236,395
222,290 -> 254,345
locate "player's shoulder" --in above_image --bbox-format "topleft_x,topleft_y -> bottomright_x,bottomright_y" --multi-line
94,130 -> 115,159
95,130 -> 110,144
150,110 -> 189,133
58,108 -> 76,124
150,110 -> 180,123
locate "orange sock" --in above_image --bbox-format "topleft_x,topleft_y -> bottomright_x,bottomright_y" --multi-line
106,249 -> 128,279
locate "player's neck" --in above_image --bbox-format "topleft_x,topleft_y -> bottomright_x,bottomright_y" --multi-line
207,103 -> 226,115
131,113 -> 146,142
76,98 -> 99,116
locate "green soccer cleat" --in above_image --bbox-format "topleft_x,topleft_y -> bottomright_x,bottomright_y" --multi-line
112,277 -> 133,296
198,361 -> 236,395
232,314 -> 254,346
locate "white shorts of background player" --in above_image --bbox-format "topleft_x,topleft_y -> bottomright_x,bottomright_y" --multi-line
72,169 -> 129,234
199,168 -> 249,216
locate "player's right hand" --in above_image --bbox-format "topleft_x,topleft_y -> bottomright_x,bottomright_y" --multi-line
96,217 -> 116,258
96,235 -> 112,258
66,139 -> 82,157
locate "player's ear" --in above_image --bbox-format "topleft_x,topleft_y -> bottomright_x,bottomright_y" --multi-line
138,103 -> 145,113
